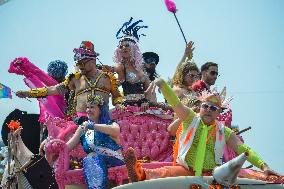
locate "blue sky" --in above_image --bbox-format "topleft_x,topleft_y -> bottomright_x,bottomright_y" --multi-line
0,0 -> 283,173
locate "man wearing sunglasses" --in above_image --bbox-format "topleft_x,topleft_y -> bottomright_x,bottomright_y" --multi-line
192,62 -> 219,93
123,78 -> 280,183
16,41 -> 122,117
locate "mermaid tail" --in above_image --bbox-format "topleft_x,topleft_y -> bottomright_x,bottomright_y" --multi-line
82,154 -> 124,189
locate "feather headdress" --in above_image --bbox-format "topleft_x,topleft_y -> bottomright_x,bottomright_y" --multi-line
116,17 -> 148,43
198,87 -> 233,109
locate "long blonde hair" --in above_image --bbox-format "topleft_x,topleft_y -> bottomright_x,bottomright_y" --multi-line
171,61 -> 199,88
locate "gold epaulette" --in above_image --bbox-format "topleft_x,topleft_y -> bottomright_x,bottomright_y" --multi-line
104,71 -> 120,93
104,71 -> 123,105
74,72 -> 81,79
63,72 -> 81,86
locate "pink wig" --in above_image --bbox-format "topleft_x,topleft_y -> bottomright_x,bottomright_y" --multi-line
113,39 -> 144,71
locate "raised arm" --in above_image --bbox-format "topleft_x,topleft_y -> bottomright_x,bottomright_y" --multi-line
16,79 -> 74,98
180,41 -> 195,63
172,41 -> 195,81
154,78 -> 191,121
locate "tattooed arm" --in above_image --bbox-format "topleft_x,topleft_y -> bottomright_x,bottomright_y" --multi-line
16,77 -> 75,98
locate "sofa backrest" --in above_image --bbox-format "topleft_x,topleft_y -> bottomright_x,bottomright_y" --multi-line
113,107 -> 173,162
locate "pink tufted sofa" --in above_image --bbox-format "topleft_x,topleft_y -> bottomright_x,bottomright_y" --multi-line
45,106 -> 174,188
112,106 -> 173,162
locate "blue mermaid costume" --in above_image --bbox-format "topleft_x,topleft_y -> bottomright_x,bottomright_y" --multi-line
80,120 -> 124,189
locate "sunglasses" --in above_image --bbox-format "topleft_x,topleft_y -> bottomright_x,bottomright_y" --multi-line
201,103 -> 219,112
209,71 -> 220,77
119,43 -> 130,49
187,73 -> 199,79
76,59 -> 92,66
144,57 -> 157,64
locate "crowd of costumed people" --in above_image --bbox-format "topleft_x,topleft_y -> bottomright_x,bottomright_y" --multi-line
0,1 -> 283,189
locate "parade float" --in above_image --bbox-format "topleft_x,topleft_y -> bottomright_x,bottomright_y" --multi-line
2,59 -> 284,189
0,1 -> 283,188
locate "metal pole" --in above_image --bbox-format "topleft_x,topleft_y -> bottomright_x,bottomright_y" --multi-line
236,126 -> 252,135
173,13 -> 188,45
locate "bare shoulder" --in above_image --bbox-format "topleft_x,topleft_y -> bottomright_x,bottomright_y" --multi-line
64,72 -> 81,90
114,63 -> 124,80
116,64 -> 124,74
67,79 -> 76,90
113,63 -> 120,72
115,63 -> 123,71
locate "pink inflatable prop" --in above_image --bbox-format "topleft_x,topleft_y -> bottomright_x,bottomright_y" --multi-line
9,57 -> 66,122
164,0 -> 177,13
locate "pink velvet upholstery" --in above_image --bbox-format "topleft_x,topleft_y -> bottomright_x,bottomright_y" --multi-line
109,107 -> 174,185
45,106 -> 173,188
45,139 -> 86,188
113,106 -> 173,161
45,117 -> 86,165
